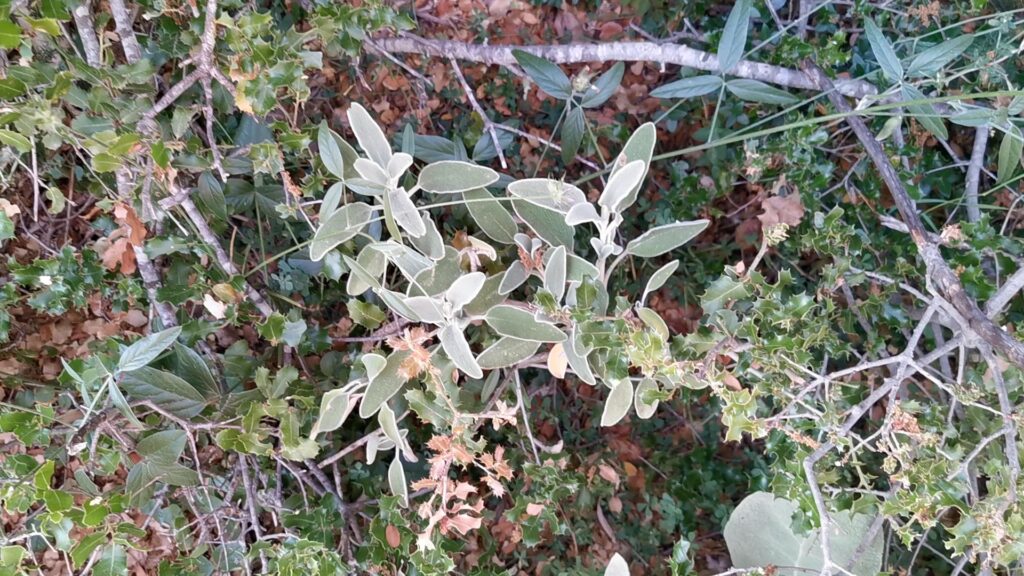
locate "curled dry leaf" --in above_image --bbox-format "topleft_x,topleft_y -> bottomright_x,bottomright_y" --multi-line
547,342 -> 568,378
757,194 -> 804,229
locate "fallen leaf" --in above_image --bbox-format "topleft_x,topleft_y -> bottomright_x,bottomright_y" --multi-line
203,294 -> 228,319
547,343 -> 567,379
758,194 -> 804,229
386,524 -> 401,548
598,463 -> 620,488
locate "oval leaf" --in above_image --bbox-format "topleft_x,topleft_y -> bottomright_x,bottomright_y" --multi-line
600,378 -> 634,427
513,49 -> 572,100
717,0 -> 752,74
310,202 -> 373,261
418,161 -> 500,194
440,323 -> 483,379
477,337 -> 542,369
650,74 -> 724,99
626,220 -> 709,257
726,79 -> 799,105
484,305 -> 566,342
348,103 -> 392,168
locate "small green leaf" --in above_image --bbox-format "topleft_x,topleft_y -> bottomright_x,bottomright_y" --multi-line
92,544 -> 127,576
599,159 -> 646,213
119,367 -> 206,419
642,260 -> 679,304
484,305 -> 566,342
907,34 -> 973,77
626,220 -> 709,257
717,0 -> 752,74
543,246 -> 567,302
418,160 -> 500,193
998,125 -> 1023,183
901,84 -> 947,140
864,18 -> 903,82
581,62 -> 624,108
650,74 -> 724,99
118,327 -> 181,373
513,200 -> 575,250
512,50 -> 572,100
702,274 -> 749,315
634,377 -> 659,419
561,106 -> 585,165
600,378 -> 634,427
726,79 -> 799,105
0,129 -> 30,154
611,122 -> 656,209
388,187 -> 425,238
508,178 -> 587,213
0,20 -> 21,50
318,121 -> 357,180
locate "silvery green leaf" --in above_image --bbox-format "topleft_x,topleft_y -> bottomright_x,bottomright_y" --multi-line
355,157 -> 389,186
950,108 -> 993,127
463,274 -> 505,317
418,160 -> 500,193
499,261 -> 529,295
725,492 -> 883,576
599,159 -> 646,213
626,219 -> 709,257
359,350 -> 413,418
485,305 -> 566,342
581,62 -> 624,108
560,252 -> 600,282
901,84 -> 947,140
600,378 -> 634,427
409,247 -> 462,296
544,246 -> 567,302
310,203 -> 373,261
404,296 -> 446,324
514,200 -> 575,249
440,323 -> 483,379
366,434 -> 381,464
514,233 -> 534,253
634,377 -> 659,419
565,202 -> 601,226
642,260 -> 679,304
389,455 -> 409,508
387,152 -> 414,182
875,116 -> 902,142
864,18 -> 903,82
637,307 -> 669,341
907,34 -> 972,78
363,353 -> 387,381
611,122 -> 655,209
312,389 -> 351,435
377,241 -> 433,280
446,272 -> 487,310
463,188 -> 517,244
998,125 -> 1023,183
472,125 -> 515,162
320,182 -> 344,220
563,327 -> 595,385
717,0 -> 752,74
561,106 -> 586,165
348,103 -> 392,167
346,178 -> 386,197
605,553 -> 630,576
512,49 -> 572,100
380,289 -> 424,323
120,367 -> 206,419
650,74 -> 724,99
118,327 -> 182,373
477,337 -> 541,369
343,253 -> 383,292
378,404 -> 408,458
387,187 -> 426,238
413,134 -> 464,163
726,79 -> 799,105
409,213 -> 445,260
317,123 -> 345,179
322,250 -> 345,281
507,179 -> 587,213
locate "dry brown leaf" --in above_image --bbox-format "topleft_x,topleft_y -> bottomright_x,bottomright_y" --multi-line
385,524 -> 401,548
758,194 -> 805,229
525,502 -> 545,516
547,343 -> 567,379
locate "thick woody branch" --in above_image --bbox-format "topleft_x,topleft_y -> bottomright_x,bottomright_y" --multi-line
802,60 -> 1024,369
108,0 -> 142,64
374,34 -> 878,99
71,3 -> 101,66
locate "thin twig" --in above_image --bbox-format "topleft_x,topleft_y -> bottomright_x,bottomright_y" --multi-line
802,60 -> 1024,369
964,126 -> 989,223
449,58 -> 507,169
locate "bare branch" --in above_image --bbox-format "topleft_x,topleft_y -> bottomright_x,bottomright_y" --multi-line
964,126 -> 989,223
108,0 -> 143,64
71,3 -> 101,67
802,60 -> 1024,369
374,34 -> 878,99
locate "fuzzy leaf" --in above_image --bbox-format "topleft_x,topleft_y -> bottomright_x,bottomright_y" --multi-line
418,161 -> 500,193
310,202 -> 373,261
626,220 -> 709,257
485,305 -> 566,342
348,103 -> 392,167
601,378 -> 634,427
